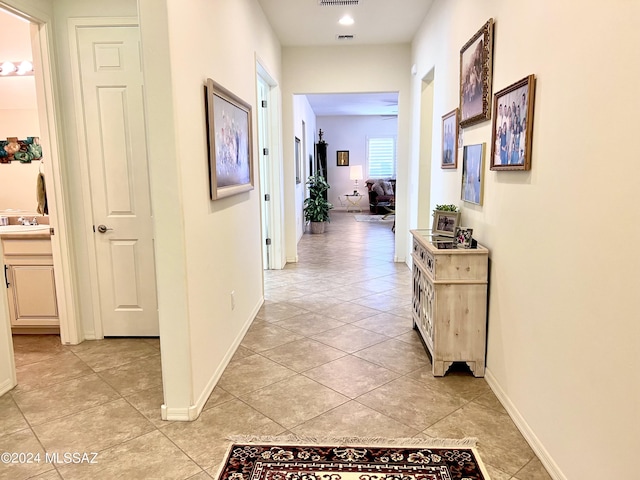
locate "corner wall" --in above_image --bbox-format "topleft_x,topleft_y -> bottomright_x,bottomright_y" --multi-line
411,0 -> 640,478
139,0 -> 282,417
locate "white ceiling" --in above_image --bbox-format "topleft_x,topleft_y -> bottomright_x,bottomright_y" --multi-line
257,0 -> 434,47
257,1 -> 432,116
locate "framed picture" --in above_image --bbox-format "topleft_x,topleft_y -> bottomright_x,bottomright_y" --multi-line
490,74 -> 536,171
205,78 -> 254,200
461,143 -> 485,205
454,226 -> 474,248
295,137 -> 301,184
459,19 -> 494,128
441,109 -> 459,169
432,210 -> 460,237
337,150 -> 349,166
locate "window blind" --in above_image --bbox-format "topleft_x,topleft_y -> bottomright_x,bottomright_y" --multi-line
367,136 -> 396,178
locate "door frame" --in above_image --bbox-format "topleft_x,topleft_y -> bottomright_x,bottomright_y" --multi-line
0,1 -> 79,345
67,17 -> 143,339
256,58 -> 285,269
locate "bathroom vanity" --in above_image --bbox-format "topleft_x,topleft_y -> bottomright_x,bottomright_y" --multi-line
1,222 -> 59,334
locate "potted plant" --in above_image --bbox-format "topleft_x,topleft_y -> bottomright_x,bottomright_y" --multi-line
303,172 -> 333,234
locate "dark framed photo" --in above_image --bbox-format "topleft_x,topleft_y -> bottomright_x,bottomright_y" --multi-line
205,78 -> 254,200
490,74 -> 536,171
455,226 -> 474,248
432,210 -> 460,237
461,143 -> 485,205
459,19 -> 494,128
441,109 -> 459,169
295,137 -> 302,184
337,150 -> 349,166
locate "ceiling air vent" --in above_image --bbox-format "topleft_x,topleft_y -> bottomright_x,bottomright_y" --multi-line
336,34 -> 355,41
319,0 -> 359,6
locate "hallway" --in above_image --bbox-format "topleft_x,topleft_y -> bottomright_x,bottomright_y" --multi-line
0,212 -> 548,480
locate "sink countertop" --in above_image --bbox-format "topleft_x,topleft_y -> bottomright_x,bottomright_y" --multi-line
0,225 -> 51,238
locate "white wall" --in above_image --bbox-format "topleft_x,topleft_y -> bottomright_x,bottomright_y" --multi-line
317,115 -> 398,210
139,0 -> 282,418
0,9 -> 40,212
293,95 -> 316,243
411,1 -> 640,478
282,44 -> 411,263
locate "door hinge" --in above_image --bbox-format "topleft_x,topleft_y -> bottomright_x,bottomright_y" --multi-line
261,100 -> 268,108
265,238 -> 272,246
49,227 -> 55,235
264,193 -> 270,201
263,147 -> 269,155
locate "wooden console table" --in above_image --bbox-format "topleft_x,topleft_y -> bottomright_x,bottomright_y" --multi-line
410,230 -> 489,377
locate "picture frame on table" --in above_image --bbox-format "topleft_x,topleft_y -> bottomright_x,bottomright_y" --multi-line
337,150 -> 349,166
441,109 -> 459,169
459,18 -> 494,128
455,226 -> 474,248
461,143 -> 485,205
490,74 -> 536,171
205,78 -> 254,200
432,210 -> 460,237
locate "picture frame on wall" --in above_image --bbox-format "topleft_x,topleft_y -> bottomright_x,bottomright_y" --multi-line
459,18 -> 494,128
441,109 -> 459,169
432,210 -> 460,237
337,150 -> 349,166
205,78 -> 254,200
295,137 -> 302,184
490,74 -> 536,171
461,143 -> 485,205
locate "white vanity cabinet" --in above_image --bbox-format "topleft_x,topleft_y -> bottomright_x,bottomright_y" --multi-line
2,234 -> 59,333
411,230 -> 488,377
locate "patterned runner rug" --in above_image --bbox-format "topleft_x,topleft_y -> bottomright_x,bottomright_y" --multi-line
216,436 -> 490,480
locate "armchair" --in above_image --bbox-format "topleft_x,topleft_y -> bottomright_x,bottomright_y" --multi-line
365,179 -> 396,214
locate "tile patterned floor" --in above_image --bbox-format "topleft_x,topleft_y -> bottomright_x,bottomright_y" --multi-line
0,212 -> 551,480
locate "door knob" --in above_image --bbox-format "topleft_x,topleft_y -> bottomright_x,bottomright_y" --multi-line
97,224 -> 113,234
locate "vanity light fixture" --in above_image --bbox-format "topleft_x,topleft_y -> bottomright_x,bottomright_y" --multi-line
0,60 -> 34,76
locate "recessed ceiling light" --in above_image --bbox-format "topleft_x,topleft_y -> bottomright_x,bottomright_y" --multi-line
339,15 -> 354,26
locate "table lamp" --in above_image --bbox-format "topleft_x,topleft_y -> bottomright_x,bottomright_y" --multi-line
350,165 -> 363,195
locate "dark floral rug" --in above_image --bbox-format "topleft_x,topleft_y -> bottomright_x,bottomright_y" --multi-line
216,437 -> 490,480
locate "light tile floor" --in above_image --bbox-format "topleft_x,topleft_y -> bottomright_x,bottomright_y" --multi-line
0,211 -> 551,480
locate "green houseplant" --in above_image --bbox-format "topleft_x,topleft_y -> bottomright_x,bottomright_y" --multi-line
303,172 -> 333,233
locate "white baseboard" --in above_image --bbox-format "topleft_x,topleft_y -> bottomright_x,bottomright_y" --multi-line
485,369 -> 566,480
0,377 -> 16,397
161,297 -> 263,422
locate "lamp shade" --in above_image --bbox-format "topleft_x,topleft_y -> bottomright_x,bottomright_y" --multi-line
349,165 -> 363,181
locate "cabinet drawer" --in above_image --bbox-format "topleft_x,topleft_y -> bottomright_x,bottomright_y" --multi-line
2,238 -> 52,256
412,239 -> 435,276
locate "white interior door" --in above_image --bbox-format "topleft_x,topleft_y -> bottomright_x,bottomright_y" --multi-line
77,25 -> 158,336
257,75 -> 273,269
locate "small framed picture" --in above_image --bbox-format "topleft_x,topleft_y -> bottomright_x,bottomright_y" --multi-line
490,74 -> 536,171
432,210 -> 460,237
455,227 -> 474,248
441,109 -> 459,169
461,143 -> 485,205
337,150 -> 349,166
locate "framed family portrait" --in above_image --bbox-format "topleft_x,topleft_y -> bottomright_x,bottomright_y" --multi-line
337,150 -> 349,166
459,19 -> 494,128
461,143 -> 485,205
441,109 -> 459,169
432,210 -> 460,237
490,74 -> 536,171
455,226 -> 474,248
206,78 -> 254,200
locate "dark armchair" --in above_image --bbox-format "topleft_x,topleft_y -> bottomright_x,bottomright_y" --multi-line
365,179 -> 396,213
